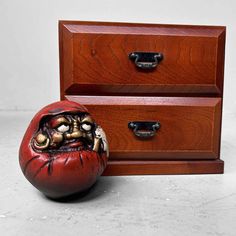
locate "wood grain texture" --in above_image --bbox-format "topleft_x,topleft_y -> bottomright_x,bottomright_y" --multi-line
102,159 -> 224,175
67,96 -> 222,160
59,21 -> 225,96
59,21 -> 225,175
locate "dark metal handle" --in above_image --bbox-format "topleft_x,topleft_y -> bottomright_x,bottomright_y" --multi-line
129,52 -> 163,69
128,121 -> 160,138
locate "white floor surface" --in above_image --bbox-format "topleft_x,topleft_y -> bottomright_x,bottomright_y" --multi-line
0,111 -> 236,236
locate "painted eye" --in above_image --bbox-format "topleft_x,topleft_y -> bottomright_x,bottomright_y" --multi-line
81,123 -> 92,131
57,124 -> 70,133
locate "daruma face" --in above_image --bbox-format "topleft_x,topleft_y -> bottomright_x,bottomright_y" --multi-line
19,101 -> 108,199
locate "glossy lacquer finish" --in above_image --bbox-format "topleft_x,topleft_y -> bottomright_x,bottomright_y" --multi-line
19,101 -> 108,198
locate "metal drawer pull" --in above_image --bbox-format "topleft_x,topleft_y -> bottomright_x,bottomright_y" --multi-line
128,121 -> 160,138
129,52 -> 163,69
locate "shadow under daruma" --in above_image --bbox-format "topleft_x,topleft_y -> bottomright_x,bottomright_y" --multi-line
40,176 -> 120,203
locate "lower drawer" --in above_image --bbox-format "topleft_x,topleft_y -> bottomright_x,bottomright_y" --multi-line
67,96 -> 222,161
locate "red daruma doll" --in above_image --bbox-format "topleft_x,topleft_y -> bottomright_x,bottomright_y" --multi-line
19,101 -> 109,199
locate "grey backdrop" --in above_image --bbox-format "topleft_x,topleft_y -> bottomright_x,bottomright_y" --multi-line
1,1 -> 236,235
0,0 -> 235,113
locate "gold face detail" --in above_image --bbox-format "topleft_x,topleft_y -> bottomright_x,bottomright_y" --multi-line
32,113 -> 108,154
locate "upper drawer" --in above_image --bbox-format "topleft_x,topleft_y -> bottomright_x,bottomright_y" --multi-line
59,21 -> 226,96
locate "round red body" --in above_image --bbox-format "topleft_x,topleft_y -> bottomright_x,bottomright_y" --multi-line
19,101 -> 108,199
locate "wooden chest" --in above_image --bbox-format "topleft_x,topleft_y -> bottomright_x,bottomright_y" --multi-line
59,21 -> 226,175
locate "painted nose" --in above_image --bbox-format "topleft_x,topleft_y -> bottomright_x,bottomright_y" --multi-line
65,120 -> 83,139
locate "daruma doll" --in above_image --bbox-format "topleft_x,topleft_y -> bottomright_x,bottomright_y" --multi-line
19,101 -> 108,199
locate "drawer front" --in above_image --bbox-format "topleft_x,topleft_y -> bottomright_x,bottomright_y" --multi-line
67,96 -> 222,160
60,21 -> 225,96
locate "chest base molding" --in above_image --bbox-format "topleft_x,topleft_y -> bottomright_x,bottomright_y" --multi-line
102,159 -> 224,175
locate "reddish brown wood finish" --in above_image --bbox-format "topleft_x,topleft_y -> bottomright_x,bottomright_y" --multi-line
59,21 -> 225,175
59,21 -> 225,97
102,160 -> 224,175
67,96 -> 221,160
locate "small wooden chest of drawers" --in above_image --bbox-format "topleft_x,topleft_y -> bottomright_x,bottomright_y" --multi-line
59,21 -> 226,175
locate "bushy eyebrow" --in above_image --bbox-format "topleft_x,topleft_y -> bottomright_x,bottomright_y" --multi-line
49,116 -> 70,128
81,115 -> 93,124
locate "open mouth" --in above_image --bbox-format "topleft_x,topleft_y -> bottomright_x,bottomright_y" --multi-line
67,141 -> 83,148
55,137 -> 93,152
